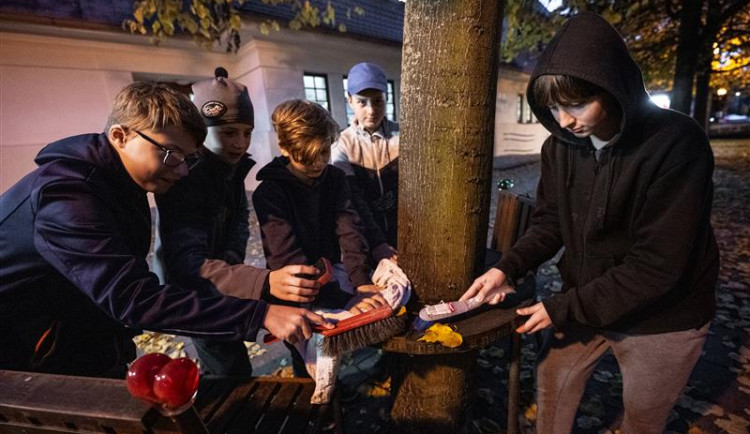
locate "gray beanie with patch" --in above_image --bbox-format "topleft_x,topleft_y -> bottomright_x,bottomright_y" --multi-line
192,67 -> 254,126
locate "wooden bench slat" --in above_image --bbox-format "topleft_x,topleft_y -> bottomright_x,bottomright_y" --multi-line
195,376 -> 240,423
280,381 -> 321,434
246,381 -> 301,434
491,191 -> 535,255
205,380 -> 262,433
0,370 -> 153,433
1,371 -> 342,434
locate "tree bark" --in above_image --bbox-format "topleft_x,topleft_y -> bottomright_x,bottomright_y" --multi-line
391,0 -> 502,432
694,63 -> 712,130
671,0 -> 703,114
694,0 -> 726,129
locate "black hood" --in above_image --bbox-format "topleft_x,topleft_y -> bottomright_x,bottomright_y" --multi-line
199,150 -> 256,180
34,133 -> 139,190
256,156 -> 330,187
526,12 -> 653,146
36,133 -> 114,167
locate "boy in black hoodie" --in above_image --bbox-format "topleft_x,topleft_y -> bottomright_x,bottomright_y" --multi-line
0,82 -> 331,377
253,99 -> 387,373
460,13 -> 718,433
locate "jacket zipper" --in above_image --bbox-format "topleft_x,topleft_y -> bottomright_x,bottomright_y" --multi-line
577,151 -> 602,283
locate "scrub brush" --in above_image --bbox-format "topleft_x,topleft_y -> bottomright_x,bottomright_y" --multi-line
321,304 -> 407,356
262,304 -> 407,355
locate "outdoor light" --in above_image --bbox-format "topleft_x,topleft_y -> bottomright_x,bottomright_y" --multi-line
736,92 -> 741,97
650,94 -> 670,109
717,88 -> 728,96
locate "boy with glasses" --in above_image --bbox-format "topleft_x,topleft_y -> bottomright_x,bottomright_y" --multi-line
154,68 -> 327,377
0,82 -> 330,377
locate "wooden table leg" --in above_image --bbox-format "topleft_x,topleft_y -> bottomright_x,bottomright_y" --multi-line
507,323 -> 521,434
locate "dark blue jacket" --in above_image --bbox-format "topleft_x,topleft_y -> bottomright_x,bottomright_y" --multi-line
253,157 -> 372,289
154,152 -> 269,300
0,134 -> 267,377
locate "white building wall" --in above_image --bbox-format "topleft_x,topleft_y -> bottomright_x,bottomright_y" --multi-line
0,21 -> 403,192
0,19 -> 545,194
0,27 -> 234,193
494,68 -> 550,156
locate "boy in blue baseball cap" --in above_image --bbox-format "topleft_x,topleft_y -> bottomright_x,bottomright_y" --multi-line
332,62 -> 399,264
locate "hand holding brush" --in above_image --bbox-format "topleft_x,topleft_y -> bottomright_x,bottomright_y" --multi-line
262,305 -> 333,344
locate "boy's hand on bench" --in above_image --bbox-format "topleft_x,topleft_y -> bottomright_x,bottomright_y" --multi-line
263,305 -> 333,344
269,265 -> 321,302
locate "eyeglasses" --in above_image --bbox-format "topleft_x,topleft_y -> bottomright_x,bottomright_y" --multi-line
135,130 -> 201,170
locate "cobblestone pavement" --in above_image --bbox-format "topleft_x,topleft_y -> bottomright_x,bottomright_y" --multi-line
138,139 -> 749,434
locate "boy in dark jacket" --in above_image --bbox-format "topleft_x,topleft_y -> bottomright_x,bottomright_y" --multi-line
155,69 -> 324,377
0,82 -> 330,378
254,99 -> 387,373
461,13 -> 718,433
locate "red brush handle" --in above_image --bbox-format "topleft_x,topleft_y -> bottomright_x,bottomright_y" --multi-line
262,305 -> 394,344
318,305 -> 393,337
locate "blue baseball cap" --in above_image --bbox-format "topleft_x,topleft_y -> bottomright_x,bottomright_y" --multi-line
346,62 -> 388,95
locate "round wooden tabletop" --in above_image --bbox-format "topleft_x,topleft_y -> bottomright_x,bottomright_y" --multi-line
382,298 -> 532,355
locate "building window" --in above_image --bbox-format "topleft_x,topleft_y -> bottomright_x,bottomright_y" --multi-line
343,77 -> 397,125
386,80 -> 397,122
525,98 -> 534,123
343,77 -> 354,123
517,94 -> 524,123
304,73 -> 330,111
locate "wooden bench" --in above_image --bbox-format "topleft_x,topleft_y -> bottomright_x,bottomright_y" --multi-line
488,188 -> 536,434
0,370 -> 342,433
490,189 -> 536,256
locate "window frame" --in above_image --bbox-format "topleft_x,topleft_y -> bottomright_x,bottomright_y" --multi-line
303,72 -> 331,112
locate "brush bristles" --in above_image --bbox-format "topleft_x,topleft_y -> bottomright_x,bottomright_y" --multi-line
322,314 -> 407,356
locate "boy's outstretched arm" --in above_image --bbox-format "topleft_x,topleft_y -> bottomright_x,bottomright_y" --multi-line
34,179 -> 267,341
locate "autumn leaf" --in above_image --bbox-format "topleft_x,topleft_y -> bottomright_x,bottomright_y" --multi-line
418,323 -> 463,348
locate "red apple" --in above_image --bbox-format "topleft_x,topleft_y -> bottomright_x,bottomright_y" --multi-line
126,353 -> 172,403
152,358 -> 200,408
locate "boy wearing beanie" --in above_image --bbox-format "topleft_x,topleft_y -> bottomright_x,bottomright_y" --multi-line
331,62 -> 399,263
155,69 -> 328,377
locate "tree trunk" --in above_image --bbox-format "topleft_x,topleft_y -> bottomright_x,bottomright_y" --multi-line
694,1 -> 724,129
694,66 -> 711,130
671,0 -> 703,114
391,0 -> 502,432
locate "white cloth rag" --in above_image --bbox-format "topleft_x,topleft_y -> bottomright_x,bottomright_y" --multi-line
295,259 -> 411,403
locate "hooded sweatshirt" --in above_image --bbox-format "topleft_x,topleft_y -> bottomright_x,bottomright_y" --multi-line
253,157 -> 372,289
496,13 -> 719,334
0,133 -> 267,376
154,151 -> 270,300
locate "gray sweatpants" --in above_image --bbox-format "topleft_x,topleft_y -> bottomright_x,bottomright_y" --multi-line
535,322 -> 709,434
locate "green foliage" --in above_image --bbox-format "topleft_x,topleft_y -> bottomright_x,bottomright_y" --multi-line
123,0 -> 364,53
502,0 -> 750,92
